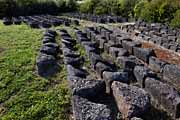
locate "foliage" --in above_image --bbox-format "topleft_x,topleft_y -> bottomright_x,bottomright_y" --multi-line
134,0 -> 180,23
171,9 -> 180,28
117,0 -> 141,17
79,0 -> 180,27
0,0 -> 77,17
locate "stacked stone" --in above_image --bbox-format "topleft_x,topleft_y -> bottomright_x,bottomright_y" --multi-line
85,26 -> 180,119
75,28 -> 152,120
59,29 -> 113,120
121,21 -> 180,53
64,13 -> 128,24
3,15 -> 80,28
36,30 -> 60,77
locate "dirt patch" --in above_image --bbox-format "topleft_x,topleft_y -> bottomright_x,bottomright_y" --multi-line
142,42 -> 180,65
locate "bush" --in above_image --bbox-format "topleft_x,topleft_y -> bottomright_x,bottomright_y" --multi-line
0,0 -> 77,17
0,0 -> 16,18
79,0 -> 101,14
117,0 -> 141,17
134,0 -> 180,23
66,0 -> 77,11
171,10 -> 180,28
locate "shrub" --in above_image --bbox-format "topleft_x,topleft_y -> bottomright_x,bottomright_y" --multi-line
171,10 -> 180,28
79,0 -> 101,14
66,0 -> 77,11
135,0 -> 180,23
117,0 -> 141,17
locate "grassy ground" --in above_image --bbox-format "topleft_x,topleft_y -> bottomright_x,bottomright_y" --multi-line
0,22 -> 71,120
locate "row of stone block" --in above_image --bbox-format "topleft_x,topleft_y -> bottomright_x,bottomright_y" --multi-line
65,13 -> 128,24
86,26 -> 180,119
81,28 -> 154,119
3,15 -> 80,29
60,29 -> 114,120
121,23 -> 180,53
36,30 -> 60,77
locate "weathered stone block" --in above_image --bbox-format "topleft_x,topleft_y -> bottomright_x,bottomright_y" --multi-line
89,53 -> 103,69
163,64 -> 180,90
149,57 -> 167,73
64,56 -> 84,67
122,41 -> 141,54
133,65 -> 156,88
111,81 -> 150,119
40,45 -> 58,56
67,65 -> 87,78
103,71 -> 129,94
37,53 -> 59,77
73,95 -> 112,120
145,77 -> 180,119
133,47 -> 154,63
72,79 -> 106,99
95,62 -> 114,78
117,56 -> 137,71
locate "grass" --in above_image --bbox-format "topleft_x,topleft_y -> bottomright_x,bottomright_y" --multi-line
0,22 -> 71,120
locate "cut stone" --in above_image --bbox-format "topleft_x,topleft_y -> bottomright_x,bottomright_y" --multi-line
133,65 -> 156,88
37,53 -> 59,77
73,95 -> 112,120
111,81 -> 150,119
149,57 -> 167,73
145,77 -> 180,119
133,47 -> 155,63
103,71 -> 129,94
72,79 -> 106,99
163,64 -> 180,90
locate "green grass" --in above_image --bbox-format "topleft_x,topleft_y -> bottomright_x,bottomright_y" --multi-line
0,22 -> 71,120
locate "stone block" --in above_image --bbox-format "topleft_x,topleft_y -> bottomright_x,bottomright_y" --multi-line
103,71 -> 129,94
133,65 -> 156,88
133,47 -> 154,63
111,81 -> 150,119
145,77 -> 180,118
149,57 -> 167,73
72,95 -> 112,120
163,64 -> 180,90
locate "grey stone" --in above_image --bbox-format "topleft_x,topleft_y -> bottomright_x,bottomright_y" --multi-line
133,47 -> 154,63
99,38 -> 107,50
118,48 -> 129,57
72,79 -> 106,99
37,53 -> 59,77
104,41 -> 116,53
84,46 -> 97,57
111,81 -> 150,119
40,45 -> 58,56
42,37 -> 56,44
122,41 -> 141,54
149,57 -> 167,73
116,36 -> 132,45
145,77 -> 180,118
117,56 -> 137,71
67,65 -> 87,78
163,64 -> 180,90
43,42 -> 59,51
95,62 -> 114,78
73,95 -> 112,120
109,47 -> 121,58
133,65 -> 156,88
89,53 -> 103,69
103,71 -> 129,94
64,56 -> 84,67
